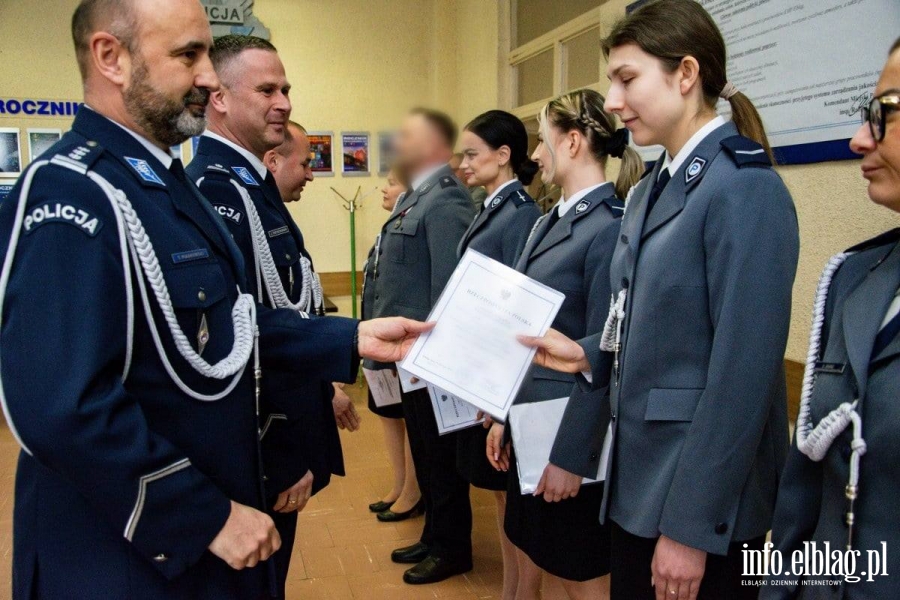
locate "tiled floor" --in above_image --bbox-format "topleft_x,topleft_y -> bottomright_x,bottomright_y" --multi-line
0,297 -> 573,599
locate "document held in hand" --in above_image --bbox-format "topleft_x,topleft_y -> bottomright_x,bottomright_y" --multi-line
400,249 -> 565,421
508,397 -> 610,495
426,383 -> 484,435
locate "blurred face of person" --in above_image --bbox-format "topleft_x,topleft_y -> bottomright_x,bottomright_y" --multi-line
850,49 -> 900,211
449,154 -> 466,181
459,130 -> 510,188
121,0 -> 219,147
211,48 -> 291,157
267,124 -> 314,202
604,42 -> 697,152
394,113 -> 443,178
381,171 -> 405,211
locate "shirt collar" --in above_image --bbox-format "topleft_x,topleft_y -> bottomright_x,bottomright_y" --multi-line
556,182 -> 609,217
411,163 -> 448,192
483,178 -> 518,208
203,130 -> 268,179
92,106 -> 175,169
662,115 -> 726,178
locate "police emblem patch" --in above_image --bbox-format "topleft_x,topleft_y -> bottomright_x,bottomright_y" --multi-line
575,200 -> 591,214
491,196 -> 503,208
23,202 -> 102,237
125,157 -> 165,186
685,156 -> 707,184
214,204 -> 243,224
232,166 -> 259,186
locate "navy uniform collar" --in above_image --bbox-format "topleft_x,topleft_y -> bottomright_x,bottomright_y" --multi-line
194,135 -> 265,189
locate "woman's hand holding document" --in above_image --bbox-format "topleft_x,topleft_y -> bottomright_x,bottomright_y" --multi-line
400,250 -> 565,421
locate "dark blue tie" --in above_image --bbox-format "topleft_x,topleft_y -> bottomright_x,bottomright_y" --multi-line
872,305 -> 900,359
645,168 -> 672,217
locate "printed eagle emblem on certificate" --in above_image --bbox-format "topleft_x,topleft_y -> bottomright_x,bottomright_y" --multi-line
400,249 -> 565,421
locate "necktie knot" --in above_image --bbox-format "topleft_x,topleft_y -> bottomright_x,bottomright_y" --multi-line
646,168 -> 672,216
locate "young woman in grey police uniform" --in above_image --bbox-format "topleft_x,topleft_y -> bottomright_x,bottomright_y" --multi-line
763,39 -> 900,600
454,109 -> 542,599
487,88 -> 642,600
520,2 -> 800,599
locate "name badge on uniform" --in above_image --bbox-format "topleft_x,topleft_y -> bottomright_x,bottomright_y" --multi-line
267,225 -> 290,238
575,200 -> 591,214
125,157 -> 165,186
171,248 -> 210,264
814,362 -> 846,375
231,166 -> 258,186
685,156 -> 707,184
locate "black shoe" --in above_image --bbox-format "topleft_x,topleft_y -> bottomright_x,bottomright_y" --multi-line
368,499 -> 395,513
377,499 -> 424,522
391,542 -> 430,564
403,555 -> 473,585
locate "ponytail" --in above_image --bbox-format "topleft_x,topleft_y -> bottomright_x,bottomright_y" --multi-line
615,146 -> 644,200
727,91 -> 775,164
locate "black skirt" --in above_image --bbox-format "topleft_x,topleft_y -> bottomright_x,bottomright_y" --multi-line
456,424 -> 507,491
504,446 -> 611,581
366,388 -> 405,419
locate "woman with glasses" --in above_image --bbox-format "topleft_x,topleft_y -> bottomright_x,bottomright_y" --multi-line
519,1 -> 800,598
762,38 -> 900,599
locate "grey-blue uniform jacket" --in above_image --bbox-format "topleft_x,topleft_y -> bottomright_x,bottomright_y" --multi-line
188,136 -> 343,497
364,165 -> 474,369
764,230 -> 900,599
0,108 -> 359,600
579,121 -> 799,555
456,179 -> 541,265
513,182 -> 622,477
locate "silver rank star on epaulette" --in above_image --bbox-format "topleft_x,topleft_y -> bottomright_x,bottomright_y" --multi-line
49,141 -> 102,175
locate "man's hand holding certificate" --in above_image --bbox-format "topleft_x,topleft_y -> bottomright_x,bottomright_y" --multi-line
400,250 -> 565,420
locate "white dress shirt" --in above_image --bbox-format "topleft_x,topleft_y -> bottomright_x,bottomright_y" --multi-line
555,182 -> 610,217
483,178 -> 519,209
661,115 -> 727,179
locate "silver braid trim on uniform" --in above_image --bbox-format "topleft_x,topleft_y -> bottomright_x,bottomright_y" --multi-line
230,179 -> 313,316
524,213 -> 548,245
796,252 -> 867,549
600,289 -> 627,352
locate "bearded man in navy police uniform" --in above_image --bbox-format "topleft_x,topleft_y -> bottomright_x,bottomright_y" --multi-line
0,1 -> 430,599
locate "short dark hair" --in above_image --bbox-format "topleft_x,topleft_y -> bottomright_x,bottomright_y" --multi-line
210,34 -> 278,85
410,107 -> 458,148
72,0 -> 137,79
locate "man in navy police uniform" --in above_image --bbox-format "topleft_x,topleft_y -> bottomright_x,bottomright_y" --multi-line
0,1 -> 429,599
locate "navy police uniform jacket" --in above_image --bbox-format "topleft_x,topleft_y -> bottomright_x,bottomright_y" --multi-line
511,183 -> 622,476
0,108 -> 358,600
578,121 -> 799,555
188,136 -> 344,498
765,231 -> 900,599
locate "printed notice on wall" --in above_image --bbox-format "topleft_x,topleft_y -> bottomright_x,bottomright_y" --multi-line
628,0 -> 900,159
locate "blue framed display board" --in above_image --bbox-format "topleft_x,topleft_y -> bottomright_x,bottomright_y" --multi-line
625,0 -> 900,165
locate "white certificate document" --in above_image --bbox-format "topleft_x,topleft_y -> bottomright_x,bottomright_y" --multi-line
362,367 -> 402,407
426,383 -> 484,435
508,397 -> 610,495
400,249 -> 565,421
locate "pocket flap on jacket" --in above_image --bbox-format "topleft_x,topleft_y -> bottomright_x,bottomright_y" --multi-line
645,388 -> 703,422
389,217 -> 419,236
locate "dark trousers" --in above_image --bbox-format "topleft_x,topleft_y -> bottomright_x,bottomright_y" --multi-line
268,508 -> 297,599
401,387 -> 473,562
610,521 -> 764,600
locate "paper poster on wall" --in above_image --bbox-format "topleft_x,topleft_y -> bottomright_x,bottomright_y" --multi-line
626,0 -> 900,164
0,128 -> 21,177
378,131 -> 396,176
341,132 -> 370,176
307,131 -> 334,176
27,129 -> 62,163
0,180 -> 15,202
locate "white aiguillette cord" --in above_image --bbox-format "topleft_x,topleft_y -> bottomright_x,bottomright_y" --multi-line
0,158 -> 257,454
226,179 -> 317,316
796,252 -> 867,550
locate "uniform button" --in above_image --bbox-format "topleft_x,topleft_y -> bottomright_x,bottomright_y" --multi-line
715,522 -> 728,535
285,254 -> 291,260
154,553 -> 168,562
262,475 -> 269,481
621,234 -> 629,244
621,277 -> 629,289
197,290 -> 207,302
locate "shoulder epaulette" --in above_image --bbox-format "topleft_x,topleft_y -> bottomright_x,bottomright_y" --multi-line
439,175 -> 457,189
48,141 -> 104,174
720,135 -> 771,169
510,189 -> 533,207
846,228 -> 900,253
204,163 -> 231,175
604,195 -> 626,215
